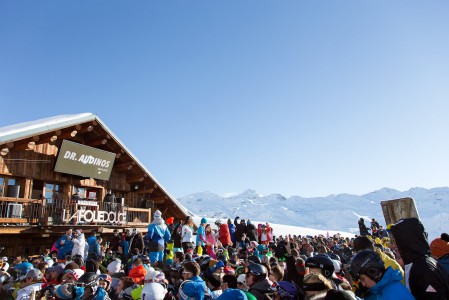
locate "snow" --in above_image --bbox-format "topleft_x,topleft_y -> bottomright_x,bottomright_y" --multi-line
179,187 -> 449,240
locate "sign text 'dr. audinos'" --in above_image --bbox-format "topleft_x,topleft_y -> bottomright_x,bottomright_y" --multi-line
54,140 -> 116,181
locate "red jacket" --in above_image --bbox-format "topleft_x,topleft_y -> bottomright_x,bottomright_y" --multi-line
219,224 -> 232,246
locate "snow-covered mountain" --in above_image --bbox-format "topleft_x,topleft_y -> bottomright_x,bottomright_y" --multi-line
178,187 -> 449,240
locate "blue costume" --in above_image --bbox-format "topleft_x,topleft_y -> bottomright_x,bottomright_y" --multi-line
145,210 -> 171,264
55,234 -> 73,260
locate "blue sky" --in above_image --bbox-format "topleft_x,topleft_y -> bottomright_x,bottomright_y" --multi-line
1,1 -> 449,198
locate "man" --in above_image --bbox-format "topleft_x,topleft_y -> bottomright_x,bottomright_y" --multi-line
179,261 -> 209,300
350,250 -> 414,299
217,274 -> 248,300
391,217 -> 449,300
246,263 -> 272,300
55,228 -> 73,262
145,210 -> 171,265
358,218 -> 369,237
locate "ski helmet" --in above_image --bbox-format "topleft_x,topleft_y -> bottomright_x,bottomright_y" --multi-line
349,250 -> 385,282
141,282 -> 166,300
247,262 -> 267,280
305,254 -> 335,278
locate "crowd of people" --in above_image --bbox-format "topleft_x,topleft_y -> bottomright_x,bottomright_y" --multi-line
1,210 -> 449,300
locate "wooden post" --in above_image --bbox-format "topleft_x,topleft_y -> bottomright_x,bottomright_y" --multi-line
380,197 -> 420,226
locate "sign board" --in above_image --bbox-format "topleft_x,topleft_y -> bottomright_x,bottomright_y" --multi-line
380,197 -> 420,226
54,140 -> 116,180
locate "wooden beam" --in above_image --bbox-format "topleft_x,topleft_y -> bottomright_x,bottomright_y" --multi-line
127,175 -> 145,182
115,162 -> 133,171
89,139 -> 108,147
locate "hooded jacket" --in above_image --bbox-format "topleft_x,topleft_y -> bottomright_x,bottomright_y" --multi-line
391,218 -> 449,300
369,267 -> 414,300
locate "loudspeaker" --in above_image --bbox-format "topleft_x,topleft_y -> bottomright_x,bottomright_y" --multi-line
7,186 -> 20,198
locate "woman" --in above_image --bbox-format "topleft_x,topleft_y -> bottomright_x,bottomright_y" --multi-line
205,224 -> 217,258
181,216 -> 195,253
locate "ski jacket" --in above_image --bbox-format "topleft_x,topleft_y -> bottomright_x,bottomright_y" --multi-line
218,224 -> 231,246
228,223 -> 236,243
87,236 -> 101,259
234,217 -> 246,242
391,218 -> 449,300
55,234 -> 73,260
196,225 -> 206,246
437,254 -> 449,276
248,279 -> 273,300
146,223 -> 171,252
246,223 -> 258,242
369,267 -> 414,300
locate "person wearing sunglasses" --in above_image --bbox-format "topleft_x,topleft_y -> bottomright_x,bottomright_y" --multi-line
246,262 -> 272,300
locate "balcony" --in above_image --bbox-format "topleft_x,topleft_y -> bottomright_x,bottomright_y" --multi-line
0,197 -> 151,227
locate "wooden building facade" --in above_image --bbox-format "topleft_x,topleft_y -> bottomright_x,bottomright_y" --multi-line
0,113 -> 188,256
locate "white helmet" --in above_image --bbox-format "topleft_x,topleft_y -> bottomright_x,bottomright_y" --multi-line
141,282 -> 166,300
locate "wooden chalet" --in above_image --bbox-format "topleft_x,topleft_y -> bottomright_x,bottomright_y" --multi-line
0,113 -> 188,256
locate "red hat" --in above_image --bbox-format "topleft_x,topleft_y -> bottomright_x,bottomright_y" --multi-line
430,238 -> 449,258
166,217 -> 174,225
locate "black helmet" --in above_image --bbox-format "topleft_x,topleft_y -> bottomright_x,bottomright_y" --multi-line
248,255 -> 261,264
77,272 -> 99,288
247,262 -> 267,277
349,250 -> 385,282
305,254 -> 334,278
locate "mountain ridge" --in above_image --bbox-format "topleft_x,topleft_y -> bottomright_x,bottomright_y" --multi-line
177,187 -> 449,240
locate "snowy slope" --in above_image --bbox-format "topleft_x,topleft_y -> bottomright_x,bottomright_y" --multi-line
178,187 -> 449,240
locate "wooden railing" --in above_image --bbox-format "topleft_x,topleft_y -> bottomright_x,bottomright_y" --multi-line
0,197 -> 151,227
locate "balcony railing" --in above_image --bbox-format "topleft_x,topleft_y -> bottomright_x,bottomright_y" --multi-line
0,197 -> 151,227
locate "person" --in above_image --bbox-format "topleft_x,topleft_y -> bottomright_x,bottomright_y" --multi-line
246,220 -> 258,242
103,189 -> 116,213
358,218 -> 369,237
145,210 -> 171,265
227,219 -> 236,248
246,262 -> 272,300
430,233 -> 449,275
217,274 -> 248,299
55,228 -> 74,262
71,188 -> 81,202
302,272 -> 333,300
217,220 -> 232,248
234,217 -> 247,245
390,217 -> 449,300
77,272 -> 111,300
179,261 -> 209,300
181,216 -> 195,253
350,249 -> 414,299
72,229 -> 86,258
205,224 -> 218,258
196,218 -> 207,252
87,233 -> 102,260
15,269 -> 44,300
305,254 -> 343,290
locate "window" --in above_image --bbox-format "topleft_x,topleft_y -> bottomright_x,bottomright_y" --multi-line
45,183 -> 64,204
0,176 -> 23,198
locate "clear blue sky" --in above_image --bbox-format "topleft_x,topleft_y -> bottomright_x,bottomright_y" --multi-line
1,1 -> 449,198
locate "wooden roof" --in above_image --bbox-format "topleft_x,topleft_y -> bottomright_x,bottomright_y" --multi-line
0,113 -> 189,220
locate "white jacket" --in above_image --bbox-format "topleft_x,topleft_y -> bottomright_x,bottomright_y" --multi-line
72,233 -> 86,258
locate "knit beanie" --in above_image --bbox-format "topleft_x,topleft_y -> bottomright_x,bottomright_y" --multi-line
201,218 -> 207,224
166,217 -> 174,225
430,238 -> 449,258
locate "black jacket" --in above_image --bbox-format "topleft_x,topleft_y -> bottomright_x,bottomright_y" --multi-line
246,222 -> 258,242
391,218 -> 449,300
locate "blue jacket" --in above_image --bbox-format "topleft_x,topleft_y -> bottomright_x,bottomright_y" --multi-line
369,267 -> 415,300
196,225 -> 206,246
217,288 -> 247,300
438,254 -> 449,276
146,223 -> 171,252
228,223 -> 236,243
55,235 -> 74,259
87,236 -> 101,258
